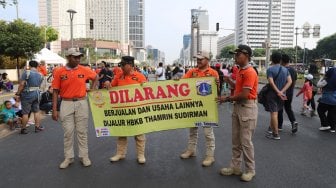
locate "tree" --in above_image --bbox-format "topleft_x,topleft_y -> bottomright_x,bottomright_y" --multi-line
253,48 -> 265,57
314,33 -> 336,59
273,47 -> 297,63
0,0 -> 17,9
40,26 -> 59,43
0,19 -> 44,79
0,0 -> 6,8
219,45 -> 236,59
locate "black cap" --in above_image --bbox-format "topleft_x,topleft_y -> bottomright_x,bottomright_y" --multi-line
120,56 -> 135,66
230,44 -> 252,57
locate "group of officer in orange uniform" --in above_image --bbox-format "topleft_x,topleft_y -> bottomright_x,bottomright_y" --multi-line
51,44 -> 258,182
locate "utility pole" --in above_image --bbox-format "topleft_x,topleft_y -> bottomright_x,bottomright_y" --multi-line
265,0 -> 272,70
295,22 -> 320,69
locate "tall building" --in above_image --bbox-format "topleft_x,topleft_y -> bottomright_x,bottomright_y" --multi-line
191,8 -> 209,31
129,0 -> 145,61
86,0 -> 129,43
39,0 -> 86,52
190,8 -> 217,64
217,33 -> 235,55
200,31 -> 218,58
235,0 -> 295,49
38,0 -> 130,54
183,34 -> 191,50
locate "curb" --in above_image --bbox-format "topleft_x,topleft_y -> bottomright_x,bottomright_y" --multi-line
0,113 -> 47,139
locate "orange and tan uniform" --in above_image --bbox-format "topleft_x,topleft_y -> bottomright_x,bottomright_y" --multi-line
230,64 -> 258,174
182,66 -> 219,158
110,71 -> 147,162
52,65 -> 97,160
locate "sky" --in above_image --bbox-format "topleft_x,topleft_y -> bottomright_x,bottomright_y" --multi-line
0,0 -> 335,63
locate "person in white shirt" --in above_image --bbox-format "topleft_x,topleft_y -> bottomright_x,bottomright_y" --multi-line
155,62 -> 166,81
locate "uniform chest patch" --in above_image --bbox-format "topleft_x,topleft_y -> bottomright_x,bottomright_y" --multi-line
131,77 -> 138,81
78,74 -> 85,78
60,75 -> 68,80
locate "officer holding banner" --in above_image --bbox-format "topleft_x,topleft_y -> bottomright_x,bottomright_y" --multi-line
218,44 -> 258,182
109,56 -> 148,164
180,51 -> 219,167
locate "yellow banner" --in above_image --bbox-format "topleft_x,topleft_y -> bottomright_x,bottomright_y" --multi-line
88,77 -> 218,137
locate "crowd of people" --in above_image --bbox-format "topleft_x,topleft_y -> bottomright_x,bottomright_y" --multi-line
1,45 -> 335,183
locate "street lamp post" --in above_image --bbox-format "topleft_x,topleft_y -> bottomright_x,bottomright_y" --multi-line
67,9 -> 77,48
294,23 -> 320,69
265,0 -> 273,71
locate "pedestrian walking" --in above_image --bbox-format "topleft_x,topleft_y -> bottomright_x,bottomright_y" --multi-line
307,64 -> 319,116
108,56 -> 147,164
296,74 -> 313,116
16,60 -> 44,134
218,44 -> 258,182
180,51 -> 219,167
264,52 -> 292,140
51,48 -> 98,169
278,54 -> 298,133
317,67 -> 336,133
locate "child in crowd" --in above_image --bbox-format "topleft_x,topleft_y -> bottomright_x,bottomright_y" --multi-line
1,73 -> 13,92
0,101 -> 19,130
296,74 -> 313,116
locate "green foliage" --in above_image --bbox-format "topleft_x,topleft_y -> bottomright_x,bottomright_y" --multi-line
40,26 -> 59,43
0,19 -> 44,59
253,48 -> 265,57
315,33 -> 336,59
219,45 -> 236,59
271,48 -> 297,63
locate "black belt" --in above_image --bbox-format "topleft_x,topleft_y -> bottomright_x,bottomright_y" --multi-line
62,97 -> 86,101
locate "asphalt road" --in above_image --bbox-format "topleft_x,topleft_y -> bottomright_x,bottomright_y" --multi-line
0,86 -> 336,188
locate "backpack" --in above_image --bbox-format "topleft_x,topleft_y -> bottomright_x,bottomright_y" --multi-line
158,68 -> 164,77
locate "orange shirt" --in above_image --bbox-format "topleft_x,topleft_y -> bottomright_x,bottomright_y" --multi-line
52,65 -> 97,98
183,67 -> 219,79
113,67 -> 123,77
38,65 -> 48,76
234,65 -> 258,100
111,71 -> 146,86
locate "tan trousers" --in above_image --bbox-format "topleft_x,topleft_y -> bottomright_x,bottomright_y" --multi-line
187,127 -> 215,156
116,134 -> 146,156
230,100 -> 258,173
60,100 -> 89,159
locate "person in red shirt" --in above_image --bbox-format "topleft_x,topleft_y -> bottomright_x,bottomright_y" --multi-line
180,51 -> 219,167
109,56 -> 147,164
52,48 -> 98,169
218,44 -> 258,182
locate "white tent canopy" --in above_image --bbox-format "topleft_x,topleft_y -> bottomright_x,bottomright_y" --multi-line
33,48 -> 66,65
